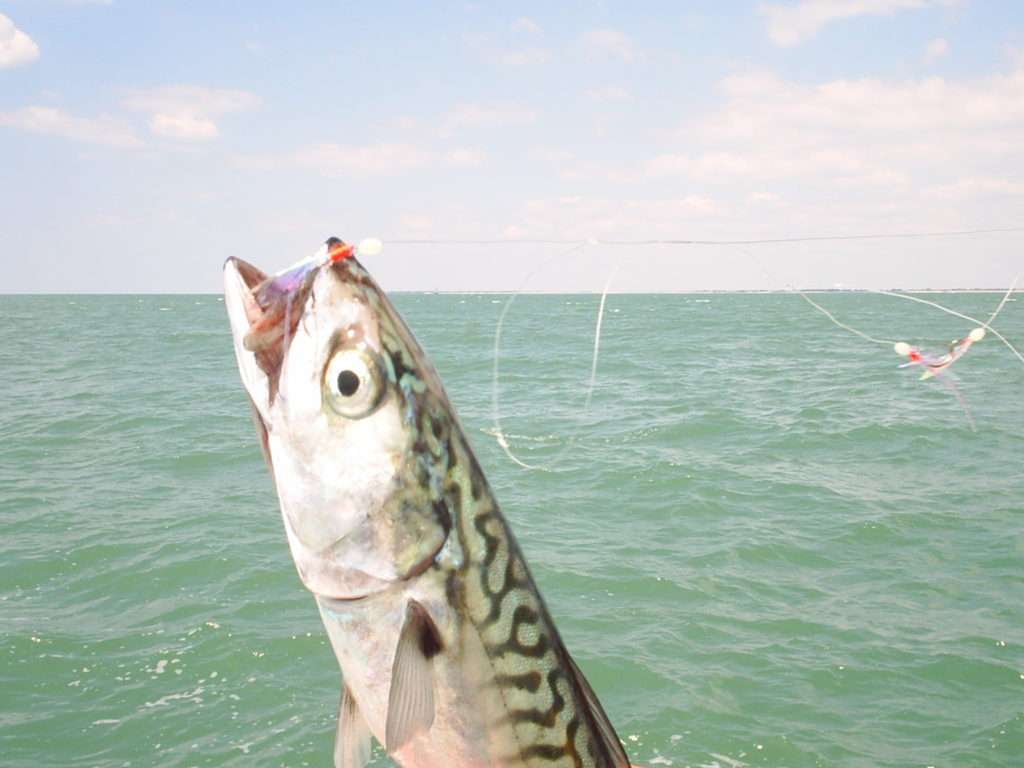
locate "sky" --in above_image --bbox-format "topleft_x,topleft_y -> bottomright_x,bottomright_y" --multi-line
1,0 -> 1023,292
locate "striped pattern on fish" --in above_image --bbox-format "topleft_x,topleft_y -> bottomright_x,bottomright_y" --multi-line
223,240 -> 632,768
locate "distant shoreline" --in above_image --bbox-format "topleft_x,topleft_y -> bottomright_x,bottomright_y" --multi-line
0,289 -> 1017,297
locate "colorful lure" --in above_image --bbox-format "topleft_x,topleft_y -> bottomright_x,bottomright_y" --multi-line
798,282 -> 1023,431
894,327 -> 986,380
890,327 -> 988,430
254,237 -> 382,306
240,238 -> 383,398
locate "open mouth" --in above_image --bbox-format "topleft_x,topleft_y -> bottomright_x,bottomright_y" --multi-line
237,258 -> 311,353
225,255 -> 315,404
228,257 -> 267,294
224,239 -> 357,405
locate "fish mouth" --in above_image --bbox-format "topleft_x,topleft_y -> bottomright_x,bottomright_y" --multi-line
224,239 -> 360,417
223,255 -> 270,347
226,239 -> 354,354
224,251 -> 323,409
229,256 -> 310,355
225,256 -> 268,297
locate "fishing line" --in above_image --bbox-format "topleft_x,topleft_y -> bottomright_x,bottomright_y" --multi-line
385,229 -> 1022,451
491,242 -> 619,472
984,272 -> 1021,327
733,242 -> 899,345
491,242 -> 589,471
584,266 -> 619,411
389,225 -> 1024,247
791,275 -> 1021,431
938,374 -> 977,432
730,238 -> 1019,357
797,291 -> 897,346
700,239 -> 1018,434
870,283 -> 1024,366
722,231 -> 1023,368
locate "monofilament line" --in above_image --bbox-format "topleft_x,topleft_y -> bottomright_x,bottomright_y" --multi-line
389,225 -> 1024,248
798,291 -> 897,345
937,375 -> 977,432
584,267 -> 618,411
984,272 -> 1021,327
871,287 -> 1024,366
491,242 -> 589,471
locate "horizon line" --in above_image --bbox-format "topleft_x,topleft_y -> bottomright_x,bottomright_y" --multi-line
1,288 -> 1019,297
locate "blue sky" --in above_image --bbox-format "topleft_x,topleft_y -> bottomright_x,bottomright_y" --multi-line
2,1 -> 1023,292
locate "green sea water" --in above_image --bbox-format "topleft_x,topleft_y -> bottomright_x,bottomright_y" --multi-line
2,291 -> 1022,768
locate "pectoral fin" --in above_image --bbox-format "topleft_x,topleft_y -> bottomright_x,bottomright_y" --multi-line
566,654 -> 631,768
334,685 -> 372,768
385,599 -> 443,753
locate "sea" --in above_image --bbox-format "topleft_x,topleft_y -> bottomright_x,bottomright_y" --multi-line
2,291 -> 1022,768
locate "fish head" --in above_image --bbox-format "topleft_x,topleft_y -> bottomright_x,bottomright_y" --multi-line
224,240 -> 454,600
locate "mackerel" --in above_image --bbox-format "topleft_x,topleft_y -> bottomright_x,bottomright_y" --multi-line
223,238 -> 632,768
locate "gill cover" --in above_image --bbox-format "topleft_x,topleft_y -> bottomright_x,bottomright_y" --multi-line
223,241 -> 454,599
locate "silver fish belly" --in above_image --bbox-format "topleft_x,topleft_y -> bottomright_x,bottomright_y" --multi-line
223,239 -> 631,768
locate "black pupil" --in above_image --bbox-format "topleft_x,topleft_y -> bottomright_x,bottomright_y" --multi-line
337,370 -> 360,397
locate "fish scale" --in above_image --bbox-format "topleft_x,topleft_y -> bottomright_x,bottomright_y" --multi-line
223,243 -> 631,768
398,351 -> 622,767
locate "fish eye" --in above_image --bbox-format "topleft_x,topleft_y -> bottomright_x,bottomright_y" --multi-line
323,347 -> 385,419
336,369 -> 360,396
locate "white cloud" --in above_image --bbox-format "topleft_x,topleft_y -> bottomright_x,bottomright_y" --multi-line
238,142 -> 487,177
511,17 -> 541,34
581,28 -> 635,62
501,224 -> 529,239
508,195 -> 725,240
552,158 -> 594,181
150,113 -> 218,140
701,69 -> 1024,142
630,63 -> 1024,236
747,191 -> 782,205
485,64 -> 1024,243
397,213 -> 435,235
925,37 -> 949,61
922,177 -> 1024,202
257,210 -> 329,236
123,85 -> 260,141
444,147 -> 487,168
292,143 -> 431,174
648,145 -> 904,186
0,106 -> 141,148
0,14 -> 40,69
646,153 -> 693,176
586,86 -> 633,103
530,148 -> 641,183
463,28 -> 551,68
760,1 -> 953,47
498,47 -> 552,67
836,167 -> 911,186
443,102 -> 538,132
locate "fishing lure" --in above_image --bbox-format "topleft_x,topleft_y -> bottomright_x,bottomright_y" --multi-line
799,279 -> 1021,430
894,327 -> 986,380
243,238 -> 383,357
235,238 -> 385,409
255,237 -> 382,304
891,328 -> 987,430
